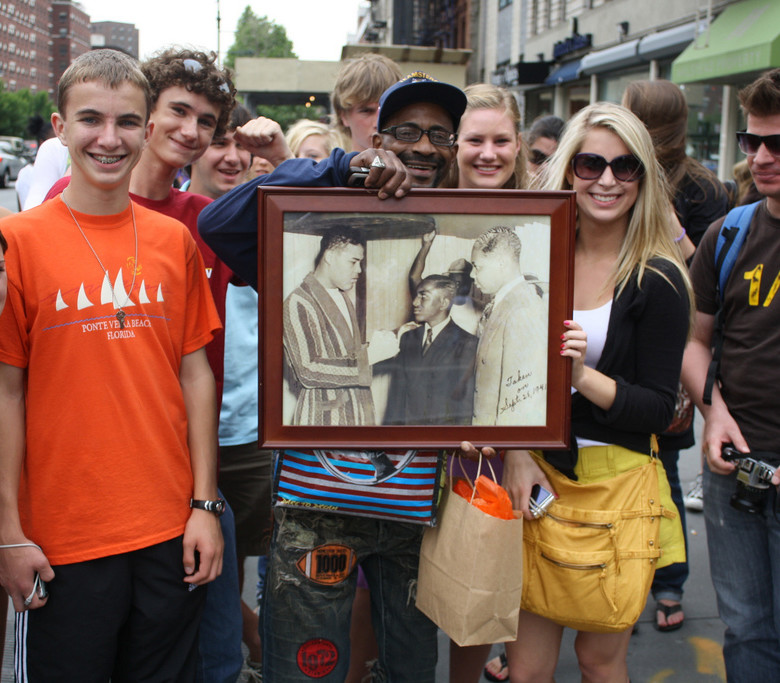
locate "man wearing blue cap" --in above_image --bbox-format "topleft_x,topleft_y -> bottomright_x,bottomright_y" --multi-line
199,73 -> 466,682
198,72 -> 465,287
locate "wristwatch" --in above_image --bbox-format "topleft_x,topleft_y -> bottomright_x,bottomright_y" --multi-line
190,498 -> 226,516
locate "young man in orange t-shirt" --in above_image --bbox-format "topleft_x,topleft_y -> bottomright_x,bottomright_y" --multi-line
0,49 -> 223,681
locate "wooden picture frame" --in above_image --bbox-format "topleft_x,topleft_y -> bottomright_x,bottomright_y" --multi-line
258,187 -> 576,449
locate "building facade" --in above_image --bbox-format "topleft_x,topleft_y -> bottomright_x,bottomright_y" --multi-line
0,1 -> 138,100
0,0 -> 52,93
90,21 -> 139,59
356,0 -> 472,49
354,0 -> 479,80
477,0 -> 779,179
51,0 -> 90,94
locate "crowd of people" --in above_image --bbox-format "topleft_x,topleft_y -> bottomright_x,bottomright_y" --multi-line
0,42 -> 778,683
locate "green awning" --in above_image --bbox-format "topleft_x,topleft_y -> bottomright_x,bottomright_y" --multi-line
671,0 -> 780,84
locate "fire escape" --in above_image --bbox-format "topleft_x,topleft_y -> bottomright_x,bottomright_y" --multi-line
393,0 -> 469,49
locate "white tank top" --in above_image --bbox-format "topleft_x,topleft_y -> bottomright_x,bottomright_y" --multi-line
572,299 -> 613,448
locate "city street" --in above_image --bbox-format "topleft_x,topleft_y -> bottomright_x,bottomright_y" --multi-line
0,183 -> 725,680
0,185 -> 19,212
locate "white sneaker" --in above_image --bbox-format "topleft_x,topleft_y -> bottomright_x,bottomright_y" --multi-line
684,473 -> 703,512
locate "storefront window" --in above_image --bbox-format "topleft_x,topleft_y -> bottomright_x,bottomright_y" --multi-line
679,82 -> 723,172
597,68 -> 650,104
522,88 -> 553,129
680,81 -> 751,175
567,85 -> 589,119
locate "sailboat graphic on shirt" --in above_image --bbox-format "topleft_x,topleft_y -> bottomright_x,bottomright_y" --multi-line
54,269 -> 164,311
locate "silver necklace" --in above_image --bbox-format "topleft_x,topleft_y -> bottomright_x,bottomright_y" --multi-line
62,196 -> 138,330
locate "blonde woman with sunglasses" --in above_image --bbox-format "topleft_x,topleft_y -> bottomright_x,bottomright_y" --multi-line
498,102 -> 694,682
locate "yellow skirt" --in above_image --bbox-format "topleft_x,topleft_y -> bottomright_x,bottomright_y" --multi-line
572,444 -> 685,569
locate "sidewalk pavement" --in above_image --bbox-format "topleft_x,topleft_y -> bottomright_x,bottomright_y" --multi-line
2,425 -> 726,682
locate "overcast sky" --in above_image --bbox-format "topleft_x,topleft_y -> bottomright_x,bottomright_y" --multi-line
79,0 -> 366,62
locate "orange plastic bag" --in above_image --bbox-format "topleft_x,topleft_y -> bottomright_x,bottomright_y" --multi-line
453,474 -> 514,520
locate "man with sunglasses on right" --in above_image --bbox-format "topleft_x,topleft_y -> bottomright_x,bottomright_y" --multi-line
682,68 -> 780,682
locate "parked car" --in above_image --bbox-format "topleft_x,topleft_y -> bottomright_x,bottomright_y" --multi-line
22,139 -> 39,163
0,141 -> 27,188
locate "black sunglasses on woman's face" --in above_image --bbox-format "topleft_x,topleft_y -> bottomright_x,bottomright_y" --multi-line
571,153 -> 644,182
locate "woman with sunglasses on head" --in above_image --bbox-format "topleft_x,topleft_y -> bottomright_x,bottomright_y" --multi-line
498,102 -> 693,682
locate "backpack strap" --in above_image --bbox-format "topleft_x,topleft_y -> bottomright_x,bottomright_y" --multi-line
703,201 -> 761,405
714,201 -> 761,300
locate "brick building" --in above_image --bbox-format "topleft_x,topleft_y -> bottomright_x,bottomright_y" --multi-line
51,0 -> 90,96
0,1 -> 138,100
90,21 -> 139,59
0,0 -> 52,94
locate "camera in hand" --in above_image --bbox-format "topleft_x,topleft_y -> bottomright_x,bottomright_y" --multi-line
529,483 -> 555,518
721,445 -> 778,514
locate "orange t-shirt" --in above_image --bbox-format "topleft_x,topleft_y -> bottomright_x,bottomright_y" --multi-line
0,197 -> 222,565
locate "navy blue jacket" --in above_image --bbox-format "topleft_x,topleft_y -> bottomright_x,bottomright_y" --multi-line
197,148 -> 358,290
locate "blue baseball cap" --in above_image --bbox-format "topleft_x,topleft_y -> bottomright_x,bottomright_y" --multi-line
377,72 -> 467,133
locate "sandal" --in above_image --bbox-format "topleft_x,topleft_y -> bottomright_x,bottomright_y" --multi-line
484,652 -> 509,682
654,601 -> 684,632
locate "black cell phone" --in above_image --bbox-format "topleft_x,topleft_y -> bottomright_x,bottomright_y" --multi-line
347,166 -> 370,187
529,483 -> 555,518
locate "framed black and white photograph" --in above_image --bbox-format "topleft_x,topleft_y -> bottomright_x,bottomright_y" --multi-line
258,187 -> 576,449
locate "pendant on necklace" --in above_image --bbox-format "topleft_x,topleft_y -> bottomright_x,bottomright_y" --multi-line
116,310 -> 126,329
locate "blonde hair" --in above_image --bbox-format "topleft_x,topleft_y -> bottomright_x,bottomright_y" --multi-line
732,159 -> 755,204
450,83 -> 527,189
331,53 -> 402,140
286,119 -> 334,158
543,102 -> 693,316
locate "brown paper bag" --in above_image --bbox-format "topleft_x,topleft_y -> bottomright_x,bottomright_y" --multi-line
416,476 -> 524,646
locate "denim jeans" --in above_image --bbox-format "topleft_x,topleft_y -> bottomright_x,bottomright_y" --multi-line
704,463 -> 780,682
262,508 -> 438,682
652,449 -> 689,602
196,497 -> 244,683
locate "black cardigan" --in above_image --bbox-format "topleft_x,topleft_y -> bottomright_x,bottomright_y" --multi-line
545,259 -> 690,478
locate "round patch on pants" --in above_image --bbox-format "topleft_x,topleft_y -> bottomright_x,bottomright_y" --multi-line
297,638 -> 339,678
296,544 -> 357,585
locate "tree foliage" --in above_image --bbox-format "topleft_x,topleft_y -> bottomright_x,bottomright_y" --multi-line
0,83 -> 56,137
225,6 -> 297,68
254,103 -> 326,133
226,7 -> 324,131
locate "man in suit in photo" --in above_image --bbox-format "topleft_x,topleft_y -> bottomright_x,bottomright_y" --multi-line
385,274 -> 478,425
471,226 -> 548,426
